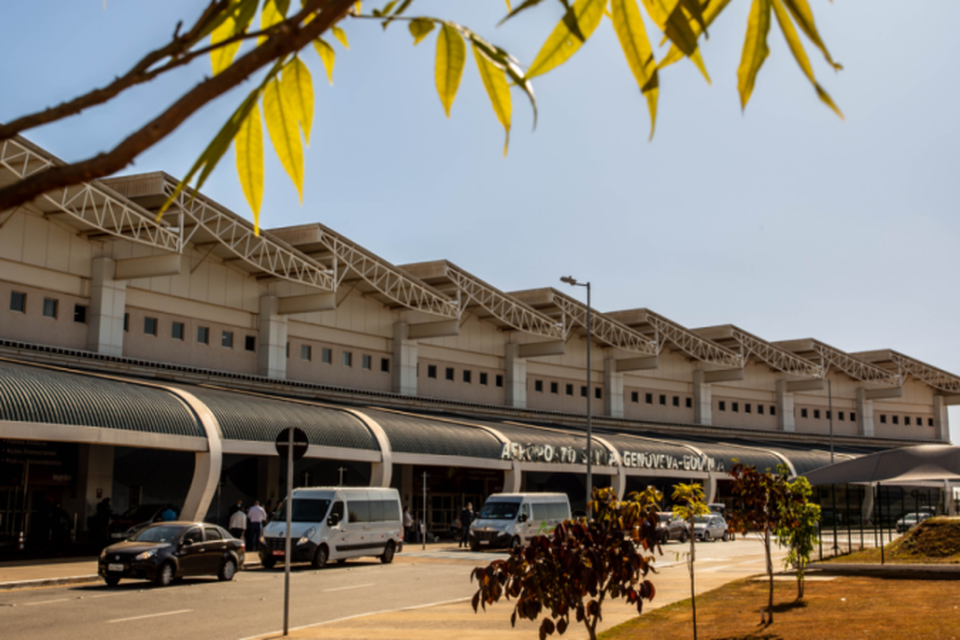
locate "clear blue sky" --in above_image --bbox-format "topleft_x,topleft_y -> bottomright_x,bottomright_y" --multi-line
3,1 -> 958,438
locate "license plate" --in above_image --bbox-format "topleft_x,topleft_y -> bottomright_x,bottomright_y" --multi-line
272,550 -> 285,556
479,540 -> 489,545
107,563 -> 124,572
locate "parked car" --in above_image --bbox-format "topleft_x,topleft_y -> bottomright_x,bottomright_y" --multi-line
693,514 -> 729,542
896,512 -> 932,534
98,521 -> 244,587
658,512 -> 691,543
106,504 -> 168,541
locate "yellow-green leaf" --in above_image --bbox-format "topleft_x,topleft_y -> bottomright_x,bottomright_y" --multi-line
259,0 -> 285,45
772,0 -> 842,118
282,56 -> 315,144
527,0 -> 606,79
263,78 -> 305,201
435,23 -> 466,117
610,0 -> 659,138
659,0 -> 731,69
235,102 -> 264,233
313,38 -> 336,84
737,0 -> 772,111
409,17 -> 435,45
210,17 -> 241,76
331,25 -> 350,49
678,0 -> 707,36
472,43 -> 512,156
782,0 -> 841,70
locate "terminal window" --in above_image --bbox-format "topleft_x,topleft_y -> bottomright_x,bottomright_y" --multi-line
892,415 -> 899,425
550,381 -> 559,394
719,401 -> 726,411
732,402 -> 739,412
580,386 -> 587,397
928,418 -> 934,426
362,354 -> 372,370
301,345 -> 312,361
645,393 -> 653,404
496,374 -> 504,387
595,387 -> 602,400
9,291 -> 25,313
445,366 -> 454,380
124,313 -> 130,332
74,304 -> 87,324
849,411 -> 854,421
197,326 -> 209,344
813,409 -> 820,419
322,348 -> 332,364
659,394 -> 666,405
745,403 -> 751,413
838,411 -> 844,421
381,358 -> 390,373
479,371 -> 488,385
567,384 -> 574,396
801,408 -> 808,418
221,330 -> 233,348
880,414 -> 887,424
171,321 -> 184,340
771,405 -> 776,416
43,297 -> 58,319
428,364 -> 437,378
905,416 -> 910,426
685,397 -> 692,408
757,405 -> 764,415
463,369 -> 472,383
343,351 -> 354,367
534,380 -> 543,392
631,391 -> 639,403
672,396 -> 680,407
245,336 -> 256,352
826,410 -> 831,420
144,317 -> 158,336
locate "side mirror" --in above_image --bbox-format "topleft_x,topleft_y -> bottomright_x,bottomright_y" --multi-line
181,539 -> 193,547
518,514 -> 528,523
327,514 -> 341,526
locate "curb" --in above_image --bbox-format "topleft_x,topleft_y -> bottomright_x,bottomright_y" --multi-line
808,562 -> 960,580
0,575 -> 100,591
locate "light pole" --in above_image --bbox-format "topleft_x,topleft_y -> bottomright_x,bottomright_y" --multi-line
560,275 -> 592,518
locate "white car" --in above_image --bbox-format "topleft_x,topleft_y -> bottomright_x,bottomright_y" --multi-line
693,514 -> 730,542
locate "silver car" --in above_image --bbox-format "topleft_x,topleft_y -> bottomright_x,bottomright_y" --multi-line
693,514 -> 729,542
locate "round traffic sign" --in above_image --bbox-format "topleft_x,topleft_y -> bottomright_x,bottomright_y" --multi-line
275,427 -> 309,461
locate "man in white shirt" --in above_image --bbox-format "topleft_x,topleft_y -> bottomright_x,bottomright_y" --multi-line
246,500 -> 267,551
229,506 -> 247,541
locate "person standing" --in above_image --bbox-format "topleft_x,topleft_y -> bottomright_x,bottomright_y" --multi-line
458,502 -> 474,548
403,505 -> 415,543
229,506 -> 247,541
247,500 -> 267,552
160,504 -> 177,521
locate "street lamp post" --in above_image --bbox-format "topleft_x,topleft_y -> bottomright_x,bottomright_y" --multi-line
560,276 -> 592,519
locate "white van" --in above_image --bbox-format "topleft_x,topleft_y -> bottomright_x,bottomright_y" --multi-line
259,487 -> 403,568
468,493 -> 571,551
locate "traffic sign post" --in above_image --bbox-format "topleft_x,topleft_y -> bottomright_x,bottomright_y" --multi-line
275,427 -> 307,636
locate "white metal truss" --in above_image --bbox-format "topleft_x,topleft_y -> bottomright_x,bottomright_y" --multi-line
780,340 -> 899,386
444,265 -> 563,339
856,350 -> 960,393
0,138 -> 181,253
643,312 -> 744,368
553,294 -> 658,356
729,327 -> 822,377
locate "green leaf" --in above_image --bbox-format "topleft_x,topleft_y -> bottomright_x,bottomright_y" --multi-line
263,77 -> 305,201
408,17 -> 435,45
498,0 -> 547,26
282,56 -> 315,144
259,0 -> 285,45
678,0 -> 707,36
210,17 -> 241,76
235,102 -> 264,233
737,0 -> 772,111
527,0 -> 606,79
331,24 -> 350,48
771,0 -> 841,118
659,0 -> 731,69
199,0 -> 258,41
610,0 -> 659,138
465,29 -> 538,129
435,23 -> 466,117
472,43 -> 512,156
313,38 -> 336,84
782,0 -> 841,70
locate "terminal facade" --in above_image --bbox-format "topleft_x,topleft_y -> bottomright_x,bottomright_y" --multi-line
0,136 -> 957,547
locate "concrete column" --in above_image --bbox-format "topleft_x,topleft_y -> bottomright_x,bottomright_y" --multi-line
504,343 -> 527,409
257,456 -> 281,506
603,357 -> 624,418
862,485 -> 875,525
400,464 -> 414,506
856,388 -> 875,437
258,295 -> 288,380
706,474 -> 718,503
776,380 -> 796,432
934,395 -> 950,441
693,370 -> 712,426
71,444 -> 114,534
503,461 -> 522,493
86,257 -> 127,356
392,322 -> 418,396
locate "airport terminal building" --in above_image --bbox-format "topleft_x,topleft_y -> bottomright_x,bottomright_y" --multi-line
1,136 -> 957,547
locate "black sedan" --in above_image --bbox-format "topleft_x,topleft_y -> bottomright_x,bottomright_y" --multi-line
98,521 -> 245,587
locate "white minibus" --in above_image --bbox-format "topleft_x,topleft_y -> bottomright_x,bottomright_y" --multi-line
259,487 -> 403,568
468,493 -> 571,551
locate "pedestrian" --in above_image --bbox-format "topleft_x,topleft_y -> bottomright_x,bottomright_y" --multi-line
229,499 -> 243,516
403,505 -> 415,543
458,502 -> 474,548
160,504 -> 177,521
95,497 -> 113,544
229,505 -> 247,541
247,500 -> 267,552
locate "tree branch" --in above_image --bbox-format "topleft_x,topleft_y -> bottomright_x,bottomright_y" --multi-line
0,0 -> 356,212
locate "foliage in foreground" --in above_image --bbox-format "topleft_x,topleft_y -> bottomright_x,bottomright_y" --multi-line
670,482 -> 711,640
471,486 -> 662,640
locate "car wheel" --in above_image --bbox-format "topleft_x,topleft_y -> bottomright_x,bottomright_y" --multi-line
722,531 -> 730,542
104,576 -> 121,587
661,532 -> 669,545
703,531 -> 710,542
511,536 -> 522,551
261,556 -> 276,570
380,541 -> 396,564
311,545 -> 328,569
680,530 -> 689,544
218,558 -> 237,581
154,562 -> 175,587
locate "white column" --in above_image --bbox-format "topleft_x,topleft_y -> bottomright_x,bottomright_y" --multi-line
857,388 -> 875,437
73,444 -> 114,533
392,322 -> 418,396
603,357 -> 624,418
776,380 -> 796,432
503,460 -> 522,493
933,395 -> 950,441
258,295 -> 288,380
86,257 -> 127,356
693,370 -> 712,426
504,343 -> 527,409
862,485 -> 875,525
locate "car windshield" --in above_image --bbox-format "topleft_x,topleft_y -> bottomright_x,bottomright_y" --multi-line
478,501 -> 520,520
274,498 -> 332,523
694,516 -> 711,524
129,525 -> 183,543
119,505 -> 161,521
658,514 -> 671,523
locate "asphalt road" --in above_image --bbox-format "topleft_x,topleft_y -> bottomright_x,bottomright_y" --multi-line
0,537 -> 787,640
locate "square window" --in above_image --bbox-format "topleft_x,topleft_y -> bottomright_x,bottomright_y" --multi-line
124,313 -> 130,332
244,336 -> 256,352
595,387 -> 602,400
838,411 -> 845,421
744,403 -> 751,414
719,401 -> 726,411
343,351 -> 353,367
685,397 -> 692,409
645,393 -> 653,405
221,330 -> 233,348
381,358 -> 390,373
814,409 -> 821,419
9,291 -> 25,313
144,317 -> 158,336
43,298 -> 58,319
534,380 -> 543,392
479,371 -> 488,385
580,386 -> 587,398
758,404 -> 764,415
445,366 -> 454,381
880,414 -> 887,424
801,408 -> 809,418
496,374 -> 504,388
428,364 -> 438,379
566,384 -> 574,396
732,402 -> 739,413
672,396 -> 680,407
771,405 -> 776,416
905,416 -> 911,426
73,304 -> 87,324
171,321 -> 184,340
362,354 -> 372,370
463,369 -> 472,383
892,415 -> 899,425
659,394 -> 666,406
301,345 -> 312,361
549,381 -> 558,394
322,348 -> 332,364
197,326 -> 209,344
849,411 -> 855,421
928,418 -> 934,427
631,391 -> 639,403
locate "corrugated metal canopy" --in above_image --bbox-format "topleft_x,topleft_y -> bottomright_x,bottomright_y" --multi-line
0,360 -> 201,436
359,408 -> 502,459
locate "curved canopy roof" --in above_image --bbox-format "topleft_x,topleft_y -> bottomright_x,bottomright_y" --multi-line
359,407 -> 503,459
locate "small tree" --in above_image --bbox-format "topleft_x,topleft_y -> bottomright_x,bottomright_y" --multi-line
671,483 -> 711,640
776,476 -> 820,600
471,486 -> 661,640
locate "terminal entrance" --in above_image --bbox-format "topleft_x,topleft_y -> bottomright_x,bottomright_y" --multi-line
407,465 -> 503,540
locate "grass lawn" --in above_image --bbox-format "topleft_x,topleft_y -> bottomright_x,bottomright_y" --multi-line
599,575 -> 960,640
825,517 -> 960,565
